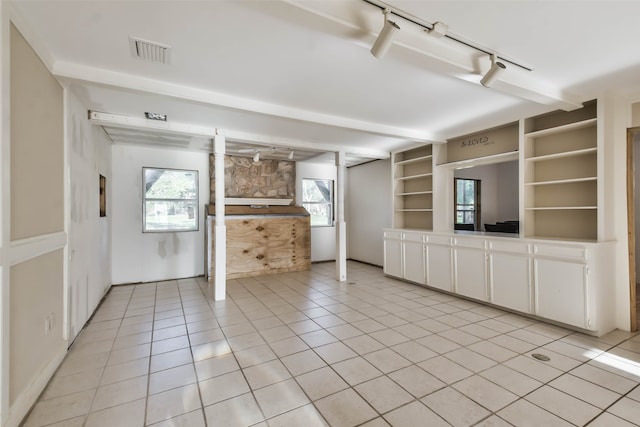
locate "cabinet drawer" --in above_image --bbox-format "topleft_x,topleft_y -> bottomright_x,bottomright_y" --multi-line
490,240 -> 530,254
427,235 -> 452,246
534,244 -> 587,262
403,232 -> 425,243
454,237 -> 486,249
384,231 -> 403,240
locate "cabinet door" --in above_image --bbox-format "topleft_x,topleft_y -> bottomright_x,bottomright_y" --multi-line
455,247 -> 487,301
490,253 -> 531,313
403,240 -> 425,284
426,244 -> 453,291
384,238 -> 403,278
535,258 -> 587,328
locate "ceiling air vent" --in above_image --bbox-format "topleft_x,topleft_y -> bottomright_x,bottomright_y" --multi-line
129,37 -> 171,64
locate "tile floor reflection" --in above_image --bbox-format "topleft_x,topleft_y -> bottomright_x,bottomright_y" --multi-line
23,261 -> 640,426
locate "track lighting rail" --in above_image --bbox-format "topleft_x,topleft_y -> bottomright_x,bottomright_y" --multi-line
362,0 -> 532,72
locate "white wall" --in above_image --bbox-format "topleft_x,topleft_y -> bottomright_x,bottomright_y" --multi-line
608,95 -> 633,331
67,88 -> 112,339
346,159 -> 391,266
496,161 -> 519,220
111,145 -> 209,284
296,161 -> 337,262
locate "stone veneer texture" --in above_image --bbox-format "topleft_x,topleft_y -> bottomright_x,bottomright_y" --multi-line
209,154 -> 295,203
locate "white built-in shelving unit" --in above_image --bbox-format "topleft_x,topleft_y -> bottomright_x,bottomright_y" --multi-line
523,101 -> 598,240
392,145 -> 433,230
384,100 -> 618,335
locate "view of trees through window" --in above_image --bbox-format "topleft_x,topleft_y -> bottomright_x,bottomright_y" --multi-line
143,168 -> 198,232
302,178 -> 333,226
455,178 -> 480,227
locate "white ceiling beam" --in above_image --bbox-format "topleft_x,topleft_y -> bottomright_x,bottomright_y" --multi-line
88,111 -> 217,137
283,0 -> 584,111
222,129 -> 390,159
57,62 -> 440,143
88,111 -> 390,159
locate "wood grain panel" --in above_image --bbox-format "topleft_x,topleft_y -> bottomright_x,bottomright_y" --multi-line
210,215 -> 311,279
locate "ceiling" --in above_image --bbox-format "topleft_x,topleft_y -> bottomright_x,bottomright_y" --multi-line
11,0 -> 640,165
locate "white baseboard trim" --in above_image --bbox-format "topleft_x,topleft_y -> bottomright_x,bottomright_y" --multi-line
5,345 -> 67,427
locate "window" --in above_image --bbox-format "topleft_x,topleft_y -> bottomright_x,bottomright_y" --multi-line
302,178 -> 333,227
454,178 -> 481,229
143,168 -> 198,232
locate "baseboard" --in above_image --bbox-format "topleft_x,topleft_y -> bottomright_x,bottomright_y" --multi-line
5,345 -> 67,427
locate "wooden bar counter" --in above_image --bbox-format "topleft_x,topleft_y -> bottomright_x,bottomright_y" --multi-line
207,205 -> 311,280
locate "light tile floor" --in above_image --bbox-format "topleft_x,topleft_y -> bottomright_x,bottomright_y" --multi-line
23,261 -> 640,427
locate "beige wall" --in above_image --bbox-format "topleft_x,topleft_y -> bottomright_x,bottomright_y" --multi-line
10,24 -> 63,240
633,102 -> 640,127
9,250 -> 65,404
8,23 -> 66,411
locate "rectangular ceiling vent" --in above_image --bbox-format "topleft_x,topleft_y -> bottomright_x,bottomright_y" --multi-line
129,37 -> 171,64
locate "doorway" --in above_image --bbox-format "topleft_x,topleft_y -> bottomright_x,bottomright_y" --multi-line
626,127 -> 640,332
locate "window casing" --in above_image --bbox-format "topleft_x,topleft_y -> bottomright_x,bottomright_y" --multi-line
302,178 -> 334,227
143,168 -> 198,232
454,178 -> 481,229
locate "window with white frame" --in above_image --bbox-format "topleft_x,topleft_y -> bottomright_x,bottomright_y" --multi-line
302,178 -> 334,227
143,168 -> 198,232
454,177 -> 481,229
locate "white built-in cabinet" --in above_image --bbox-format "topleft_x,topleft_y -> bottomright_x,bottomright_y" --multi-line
488,240 -> 531,314
403,233 -> 427,284
384,230 -> 615,333
426,235 -> 454,292
383,232 -> 403,278
384,100 -> 617,335
454,238 -> 488,301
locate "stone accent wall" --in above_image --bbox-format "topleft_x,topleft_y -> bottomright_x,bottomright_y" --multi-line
210,154 -> 295,203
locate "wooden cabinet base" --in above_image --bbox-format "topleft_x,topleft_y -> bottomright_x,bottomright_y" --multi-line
208,213 -> 311,280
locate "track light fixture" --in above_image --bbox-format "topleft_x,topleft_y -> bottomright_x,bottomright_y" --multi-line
239,146 -> 295,161
362,0 -> 530,76
481,54 -> 507,87
370,9 -> 400,59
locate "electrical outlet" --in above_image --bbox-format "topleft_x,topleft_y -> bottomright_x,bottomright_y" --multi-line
44,313 -> 56,335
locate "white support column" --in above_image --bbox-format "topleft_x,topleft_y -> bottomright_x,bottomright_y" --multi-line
335,151 -> 347,282
213,134 -> 226,301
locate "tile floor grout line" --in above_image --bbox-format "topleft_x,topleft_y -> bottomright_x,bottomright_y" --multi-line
25,263 -> 640,427
179,277 -> 212,427
80,284 -> 137,427
310,272 -> 635,426
232,281 -> 331,425
202,278 -> 272,425
140,281 -> 158,427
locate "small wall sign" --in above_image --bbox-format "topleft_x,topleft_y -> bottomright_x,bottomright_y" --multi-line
446,122 -> 518,163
